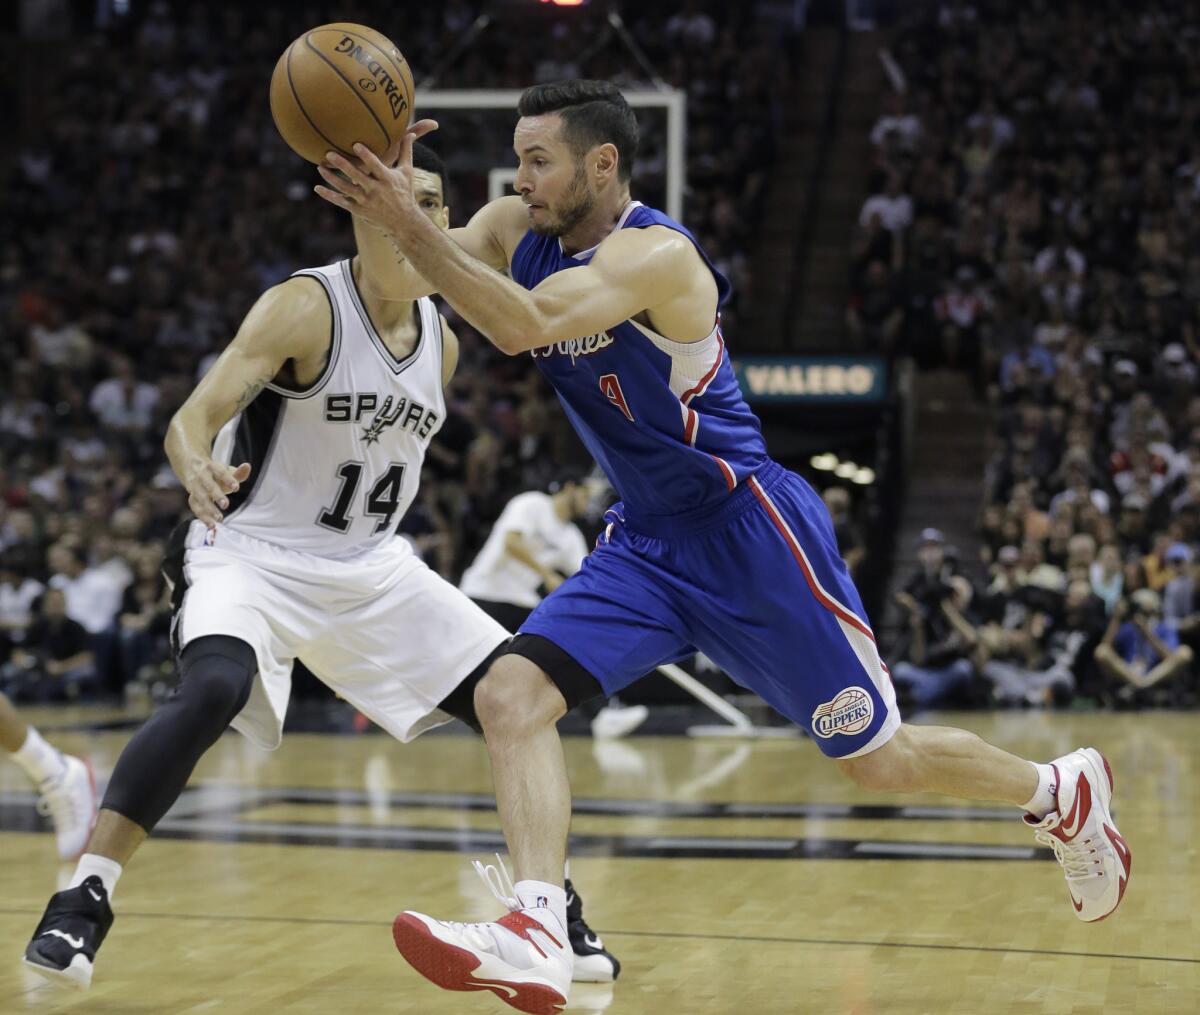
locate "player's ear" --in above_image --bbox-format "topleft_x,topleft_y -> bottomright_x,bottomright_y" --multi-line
594,143 -> 619,183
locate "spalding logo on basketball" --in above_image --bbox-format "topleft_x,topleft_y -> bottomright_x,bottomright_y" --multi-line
330,35 -> 409,119
811,686 -> 874,738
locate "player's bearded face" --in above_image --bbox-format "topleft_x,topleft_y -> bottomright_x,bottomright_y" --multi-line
533,160 -> 594,238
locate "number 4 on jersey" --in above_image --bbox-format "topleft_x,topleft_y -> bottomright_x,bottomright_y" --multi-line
318,462 -> 407,534
599,373 -> 635,422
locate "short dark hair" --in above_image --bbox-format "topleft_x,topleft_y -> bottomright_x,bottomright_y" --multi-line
517,79 -> 639,183
411,141 -> 448,200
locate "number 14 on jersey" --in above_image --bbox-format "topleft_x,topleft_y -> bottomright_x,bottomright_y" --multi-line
317,462 -> 407,534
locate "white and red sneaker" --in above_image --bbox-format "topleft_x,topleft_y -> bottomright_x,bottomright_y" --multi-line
392,857 -> 572,1015
1025,747 -> 1131,922
37,755 -> 97,862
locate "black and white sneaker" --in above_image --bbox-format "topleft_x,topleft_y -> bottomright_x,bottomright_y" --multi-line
23,876 -> 114,989
565,878 -> 621,983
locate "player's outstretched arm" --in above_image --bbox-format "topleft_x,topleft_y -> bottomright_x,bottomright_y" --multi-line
400,222 -> 703,353
321,155 -> 701,351
345,175 -> 523,305
165,277 -> 329,526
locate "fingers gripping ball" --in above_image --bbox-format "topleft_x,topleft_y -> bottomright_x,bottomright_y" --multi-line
270,23 -> 414,164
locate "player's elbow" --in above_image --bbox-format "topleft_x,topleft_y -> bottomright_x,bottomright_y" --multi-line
163,410 -> 185,455
491,300 -> 562,355
490,328 -> 525,356
490,318 -> 545,356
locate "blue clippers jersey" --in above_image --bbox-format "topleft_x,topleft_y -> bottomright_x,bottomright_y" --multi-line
511,201 -> 768,517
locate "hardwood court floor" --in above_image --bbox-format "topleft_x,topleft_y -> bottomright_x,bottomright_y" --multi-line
1,708 -> 1195,1014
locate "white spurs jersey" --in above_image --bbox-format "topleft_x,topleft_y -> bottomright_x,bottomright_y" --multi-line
212,260 -> 445,558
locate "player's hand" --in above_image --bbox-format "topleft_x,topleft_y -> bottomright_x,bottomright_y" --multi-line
379,120 -> 437,168
184,458 -> 252,527
315,119 -> 439,232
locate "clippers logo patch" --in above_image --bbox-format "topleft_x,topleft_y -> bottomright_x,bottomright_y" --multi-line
812,686 -> 874,739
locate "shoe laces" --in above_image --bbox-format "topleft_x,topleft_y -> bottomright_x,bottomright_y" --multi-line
473,853 -> 521,912
426,856 -> 520,946
1034,828 -> 1102,881
427,855 -> 553,960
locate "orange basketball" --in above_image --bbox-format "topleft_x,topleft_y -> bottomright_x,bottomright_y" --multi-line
269,23 -> 414,164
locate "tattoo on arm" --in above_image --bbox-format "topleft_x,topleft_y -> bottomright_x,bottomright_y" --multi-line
234,377 -> 269,413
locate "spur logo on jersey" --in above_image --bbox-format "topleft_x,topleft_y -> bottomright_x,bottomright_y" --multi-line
530,331 -> 614,365
324,392 -> 438,443
811,686 -> 874,739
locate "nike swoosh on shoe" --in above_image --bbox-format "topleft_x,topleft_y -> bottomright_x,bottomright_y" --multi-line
1058,773 -> 1092,839
41,930 -> 85,950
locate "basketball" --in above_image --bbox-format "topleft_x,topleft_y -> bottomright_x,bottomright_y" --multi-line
269,22 -> 414,165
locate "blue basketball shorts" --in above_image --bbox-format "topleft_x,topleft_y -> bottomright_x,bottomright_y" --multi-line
519,459 -> 900,758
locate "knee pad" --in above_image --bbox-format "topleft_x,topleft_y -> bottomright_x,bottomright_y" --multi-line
176,635 -> 258,724
100,636 -> 257,831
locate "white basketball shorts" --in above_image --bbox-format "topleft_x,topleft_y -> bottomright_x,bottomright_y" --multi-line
170,520 -> 509,750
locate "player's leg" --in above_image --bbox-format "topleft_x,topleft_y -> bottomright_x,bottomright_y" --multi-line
471,597 -> 645,739
22,635 -> 257,989
474,650 -> 573,886
718,465 -> 1130,922
300,547 -> 616,1004
437,650 -> 621,983
0,691 -> 97,861
24,523 -> 301,989
387,540 -> 690,1011
853,732 -> 1130,922
836,722 -> 1037,801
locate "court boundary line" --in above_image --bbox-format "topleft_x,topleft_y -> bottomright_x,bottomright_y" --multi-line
1,907 -> 1193,966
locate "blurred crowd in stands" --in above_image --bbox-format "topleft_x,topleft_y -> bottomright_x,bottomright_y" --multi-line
0,1 -> 783,703
870,1 -> 1200,709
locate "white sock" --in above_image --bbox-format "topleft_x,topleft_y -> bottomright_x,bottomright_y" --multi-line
70,853 -> 123,902
1021,762 -> 1058,819
11,727 -> 66,786
514,880 -> 567,936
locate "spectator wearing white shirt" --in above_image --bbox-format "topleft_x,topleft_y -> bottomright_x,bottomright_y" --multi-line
89,356 -> 160,432
28,304 -> 93,370
859,172 -> 913,232
46,542 -> 129,636
870,93 -> 922,151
